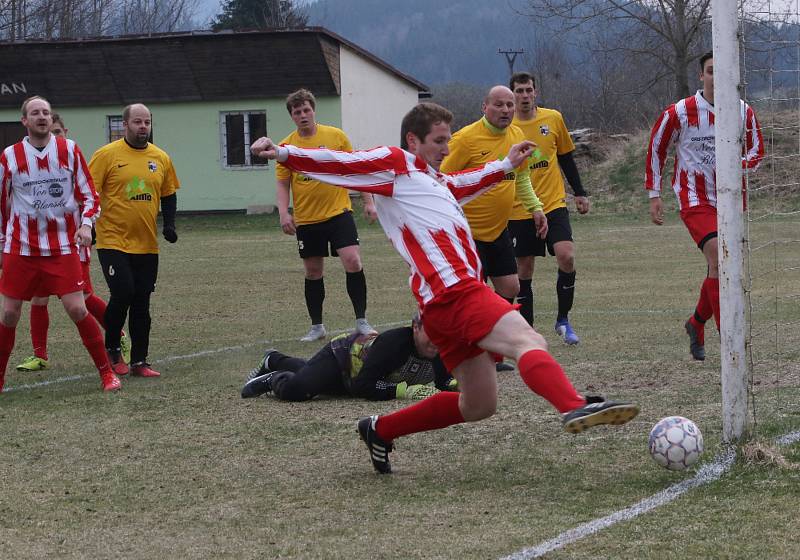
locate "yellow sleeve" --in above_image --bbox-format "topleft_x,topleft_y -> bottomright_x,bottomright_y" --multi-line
340,130 -> 353,152
555,113 -> 576,155
440,134 -> 471,174
162,156 -> 180,196
514,166 -> 543,213
88,148 -> 109,195
275,162 -> 292,180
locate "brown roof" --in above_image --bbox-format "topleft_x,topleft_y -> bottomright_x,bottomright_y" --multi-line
0,28 -> 429,109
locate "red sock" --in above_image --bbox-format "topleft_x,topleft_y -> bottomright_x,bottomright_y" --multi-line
517,349 -> 586,413
696,278 -> 714,323
706,277 -> 720,330
74,314 -> 111,375
30,304 -> 49,360
0,323 -> 17,391
84,294 -> 108,330
376,391 -> 464,442
688,315 -> 706,346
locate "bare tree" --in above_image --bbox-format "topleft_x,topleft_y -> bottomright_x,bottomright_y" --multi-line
0,0 -> 198,40
115,0 -> 198,35
525,0 -> 711,99
429,82 -> 487,132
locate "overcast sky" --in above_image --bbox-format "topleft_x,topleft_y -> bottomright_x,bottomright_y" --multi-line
195,0 -> 222,24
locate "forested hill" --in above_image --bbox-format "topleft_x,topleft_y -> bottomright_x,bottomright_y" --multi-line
307,0 -> 550,86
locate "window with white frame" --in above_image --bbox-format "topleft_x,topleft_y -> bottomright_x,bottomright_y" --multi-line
108,115 -> 125,142
220,110 -> 268,168
108,115 -> 153,143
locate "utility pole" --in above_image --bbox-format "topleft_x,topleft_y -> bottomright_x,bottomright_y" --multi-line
499,48 -> 524,76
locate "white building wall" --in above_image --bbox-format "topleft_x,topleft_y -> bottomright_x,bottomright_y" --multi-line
339,46 -> 421,150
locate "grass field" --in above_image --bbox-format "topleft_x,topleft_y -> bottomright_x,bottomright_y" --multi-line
1,206 -> 797,560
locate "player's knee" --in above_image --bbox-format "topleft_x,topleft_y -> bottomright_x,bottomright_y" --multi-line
516,258 -> 533,279
1,308 -> 21,327
341,255 -> 362,272
557,253 -> 575,272
496,279 -> 520,299
64,303 -> 88,323
271,371 -> 312,402
108,286 -> 135,306
514,327 -> 548,356
461,399 -> 496,421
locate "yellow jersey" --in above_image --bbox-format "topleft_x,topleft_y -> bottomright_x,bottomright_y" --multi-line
89,139 -> 180,254
276,124 -> 353,225
440,117 -> 530,242
510,108 -> 575,218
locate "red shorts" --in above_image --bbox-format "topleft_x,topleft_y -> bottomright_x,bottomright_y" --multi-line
0,253 -> 84,301
421,279 -> 518,371
680,204 -> 718,248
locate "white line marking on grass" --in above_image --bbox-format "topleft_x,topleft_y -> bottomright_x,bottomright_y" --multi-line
501,447 -> 737,560
7,375 -> 84,392
3,321 -> 407,393
502,430 -> 800,560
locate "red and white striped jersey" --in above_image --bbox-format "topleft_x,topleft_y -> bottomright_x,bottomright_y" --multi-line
1,135 -> 99,256
278,144 -> 513,306
645,90 -> 764,210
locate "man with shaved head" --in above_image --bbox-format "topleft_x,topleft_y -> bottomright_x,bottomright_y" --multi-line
440,85 -> 548,372
89,103 -> 181,378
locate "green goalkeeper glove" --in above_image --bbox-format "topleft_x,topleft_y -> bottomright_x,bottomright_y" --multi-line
446,378 -> 459,391
395,382 -> 439,400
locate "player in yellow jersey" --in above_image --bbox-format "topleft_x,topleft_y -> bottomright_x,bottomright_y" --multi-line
507,72 -> 589,345
276,89 -> 378,342
440,85 -> 547,371
89,103 -> 180,378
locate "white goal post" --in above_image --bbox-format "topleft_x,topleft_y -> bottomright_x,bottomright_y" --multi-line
712,0 -> 750,442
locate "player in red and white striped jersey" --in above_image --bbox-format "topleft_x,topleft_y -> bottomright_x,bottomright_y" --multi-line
645,52 -> 764,361
0,96 -> 120,393
15,114 -> 129,374
252,102 -> 639,474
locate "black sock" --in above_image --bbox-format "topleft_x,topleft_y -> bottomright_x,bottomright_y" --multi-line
693,310 -> 707,325
517,278 -> 534,325
556,269 -> 576,321
346,269 -> 368,319
305,277 -> 325,324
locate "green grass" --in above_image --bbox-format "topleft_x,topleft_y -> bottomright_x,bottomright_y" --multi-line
0,208 -> 798,560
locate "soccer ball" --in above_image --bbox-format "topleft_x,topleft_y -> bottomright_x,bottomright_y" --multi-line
648,416 -> 704,471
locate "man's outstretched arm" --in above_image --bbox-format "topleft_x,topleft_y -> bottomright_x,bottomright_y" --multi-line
251,137 -> 398,196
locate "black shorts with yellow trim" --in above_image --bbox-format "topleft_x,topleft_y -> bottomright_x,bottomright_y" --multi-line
508,206 -> 573,258
295,211 -> 360,259
474,228 -> 518,278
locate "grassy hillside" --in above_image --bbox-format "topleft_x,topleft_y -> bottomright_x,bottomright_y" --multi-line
576,116 -> 800,216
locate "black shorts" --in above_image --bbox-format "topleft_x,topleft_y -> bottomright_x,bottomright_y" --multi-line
474,229 -> 518,278
509,206 -> 573,258
97,249 -> 159,295
295,211 -> 360,259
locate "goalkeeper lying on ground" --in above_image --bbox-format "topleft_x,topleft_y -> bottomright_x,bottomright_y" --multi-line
241,313 -> 456,401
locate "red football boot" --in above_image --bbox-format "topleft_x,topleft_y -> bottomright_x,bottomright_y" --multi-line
100,370 -> 121,392
131,362 -> 160,378
108,350 -> 129,376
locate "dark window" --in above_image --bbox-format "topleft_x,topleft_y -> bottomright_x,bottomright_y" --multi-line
0,121 -> 26,149
221,111 -> 268,168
